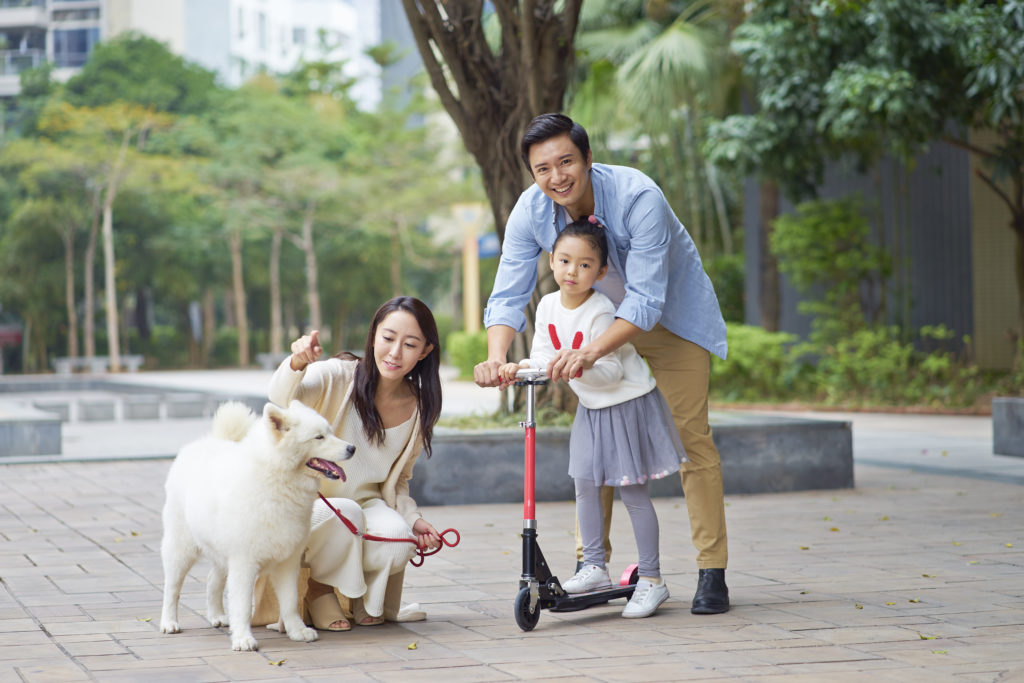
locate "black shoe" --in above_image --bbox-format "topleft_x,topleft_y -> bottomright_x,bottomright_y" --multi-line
691,568 -> 729,614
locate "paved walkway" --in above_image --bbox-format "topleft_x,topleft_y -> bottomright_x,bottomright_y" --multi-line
1,371 -> 1022,681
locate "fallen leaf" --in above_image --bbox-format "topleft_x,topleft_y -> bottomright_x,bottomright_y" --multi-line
800,590 -> 809,595
909,598 -> 921,603
407,642 -> 418,650
885,601 -> 896,606
829,527 -> 840,532
113,538 -> 123,543
931,650 -> 948,655
952,541 -> 961,546
799,546 -> 810,550
130,531 -> 140,536
918,633 -> 937,640
1006,543 -> 1014,548
484,523 -> 494,527
879,515 -> 889,521
137,617 -> 151,622
991,512 -> 1003,517
968,560 -> 979,565
855,604 -> 863,609
941,450 -> 948,457
922,574 -> 936,578
268,659 -> 285,666
823,516 -> 832,521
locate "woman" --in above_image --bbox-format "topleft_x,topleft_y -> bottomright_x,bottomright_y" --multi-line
264,296 -> 443,631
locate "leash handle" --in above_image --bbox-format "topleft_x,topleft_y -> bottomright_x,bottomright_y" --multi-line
317,493 -> 459,567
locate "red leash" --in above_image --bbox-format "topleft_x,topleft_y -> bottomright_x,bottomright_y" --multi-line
317,493 -> 460,567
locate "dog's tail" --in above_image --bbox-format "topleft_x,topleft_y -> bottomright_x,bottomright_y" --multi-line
211,401 -> 257,442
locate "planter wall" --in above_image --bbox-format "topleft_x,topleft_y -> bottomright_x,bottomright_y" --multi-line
411,414 -> 853,506
993,397 -> 1024,458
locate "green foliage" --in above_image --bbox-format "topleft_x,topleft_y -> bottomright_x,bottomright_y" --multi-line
704,252 -> 745,323
446,330 -> 488,380
770,196 -> 890,341
64,33 -> 221,115
142,324 -> 191,368
809,325 -> 983,408
710,324 -> 808,402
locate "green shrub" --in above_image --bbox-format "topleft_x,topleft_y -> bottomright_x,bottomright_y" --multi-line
705,252 -> 745,323
447,329 -> 488,380
711,324 -> 810,402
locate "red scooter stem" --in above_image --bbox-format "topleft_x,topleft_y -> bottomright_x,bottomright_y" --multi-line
524,425 -> 536,521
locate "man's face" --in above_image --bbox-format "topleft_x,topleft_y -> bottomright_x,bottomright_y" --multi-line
527,133 -> 593,216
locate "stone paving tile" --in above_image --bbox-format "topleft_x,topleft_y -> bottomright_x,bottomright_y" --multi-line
1,457 -> 1022,681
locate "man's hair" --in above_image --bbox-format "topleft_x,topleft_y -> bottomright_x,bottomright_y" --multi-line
520,113 -> 591,172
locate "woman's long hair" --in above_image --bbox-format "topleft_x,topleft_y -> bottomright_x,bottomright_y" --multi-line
336,296 -> 442,457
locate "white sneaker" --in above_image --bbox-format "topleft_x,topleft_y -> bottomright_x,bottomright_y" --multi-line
622,579 -> 669,618
562,564 -> 612,594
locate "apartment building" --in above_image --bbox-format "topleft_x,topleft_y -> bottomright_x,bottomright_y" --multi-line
0,0 -> 392,109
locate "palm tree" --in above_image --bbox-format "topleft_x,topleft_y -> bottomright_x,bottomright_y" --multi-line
570,0 -> 741,256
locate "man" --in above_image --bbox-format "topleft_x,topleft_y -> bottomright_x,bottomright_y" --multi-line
473,113 -> 730,614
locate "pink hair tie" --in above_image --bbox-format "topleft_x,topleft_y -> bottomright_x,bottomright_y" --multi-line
588,215 -> 599,225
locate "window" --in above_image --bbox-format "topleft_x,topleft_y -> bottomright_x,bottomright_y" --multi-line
292,27 -> 306,46
52,8 -> 100,20
53,27 -> 98,67
237,7 -> 244,39
257,12 -> 266,51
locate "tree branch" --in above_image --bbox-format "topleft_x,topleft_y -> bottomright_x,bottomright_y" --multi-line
400,0 -> 467,133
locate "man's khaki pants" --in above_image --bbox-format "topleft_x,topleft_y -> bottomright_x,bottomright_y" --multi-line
574,325 -> 728,570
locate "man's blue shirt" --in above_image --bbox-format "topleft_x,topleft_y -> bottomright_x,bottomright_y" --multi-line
484,163 -> 728,360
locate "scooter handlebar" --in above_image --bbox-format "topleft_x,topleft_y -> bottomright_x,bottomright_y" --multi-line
514,368 -> 548,384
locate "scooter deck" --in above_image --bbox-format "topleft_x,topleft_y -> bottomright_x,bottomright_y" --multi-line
546,583 -> 637,612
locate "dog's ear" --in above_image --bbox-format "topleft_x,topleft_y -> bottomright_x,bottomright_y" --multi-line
263,402 -> 290,440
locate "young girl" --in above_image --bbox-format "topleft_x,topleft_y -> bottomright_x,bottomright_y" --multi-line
498,217 -> 686,618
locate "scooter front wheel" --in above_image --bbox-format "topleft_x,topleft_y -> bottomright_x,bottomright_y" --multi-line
514,586 -> 541,631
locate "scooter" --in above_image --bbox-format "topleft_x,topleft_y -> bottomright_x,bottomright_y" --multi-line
512,368 -> 638,631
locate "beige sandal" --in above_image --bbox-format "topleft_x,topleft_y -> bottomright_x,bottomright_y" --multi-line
304,591 -> 351,631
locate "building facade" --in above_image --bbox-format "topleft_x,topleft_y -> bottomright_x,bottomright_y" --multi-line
1,0 -> 389,109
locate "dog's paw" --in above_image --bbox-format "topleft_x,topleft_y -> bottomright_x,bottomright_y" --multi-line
159,620 -> 180,634
231,635 -> 259,651
288,626 -> 318,643
208,613 -> 229,628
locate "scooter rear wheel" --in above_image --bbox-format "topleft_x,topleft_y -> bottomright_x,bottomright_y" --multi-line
514,586 -> 540,631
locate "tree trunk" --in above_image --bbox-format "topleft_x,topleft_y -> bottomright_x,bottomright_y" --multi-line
401,0 -> 582,240
300,198 -> 322,332
62,226 -> 78,359
270,226 -> 283,355
403,0 -> 582,412
229,228 -> 250,367
101,201 -> 120,371
202,288 -> 216,366
759,180 -> 780,331
84,193 -> 100,359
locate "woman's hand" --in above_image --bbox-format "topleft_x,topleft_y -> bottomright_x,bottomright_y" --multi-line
289,330 -> 323,371
412,518 -> 441,550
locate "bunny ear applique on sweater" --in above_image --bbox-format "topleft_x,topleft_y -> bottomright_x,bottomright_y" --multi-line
548,324 -> 562,350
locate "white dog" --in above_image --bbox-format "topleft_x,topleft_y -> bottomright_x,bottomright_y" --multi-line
159,400 -> 354,651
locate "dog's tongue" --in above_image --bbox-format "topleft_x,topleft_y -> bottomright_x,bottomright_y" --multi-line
306,458 -> 346,481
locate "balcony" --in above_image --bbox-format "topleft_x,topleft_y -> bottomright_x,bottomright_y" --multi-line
0,47 -> 42,75
0,0 -> 46,28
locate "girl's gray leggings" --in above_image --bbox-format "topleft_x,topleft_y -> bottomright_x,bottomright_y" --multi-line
575,477 -> 660,579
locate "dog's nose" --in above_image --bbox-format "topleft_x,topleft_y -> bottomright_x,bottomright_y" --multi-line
345,445 -> 355,456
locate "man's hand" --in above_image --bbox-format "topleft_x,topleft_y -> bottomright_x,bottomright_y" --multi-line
289,330 -> 323,371
474,359 -> 509,388
547,347 -> 598,382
